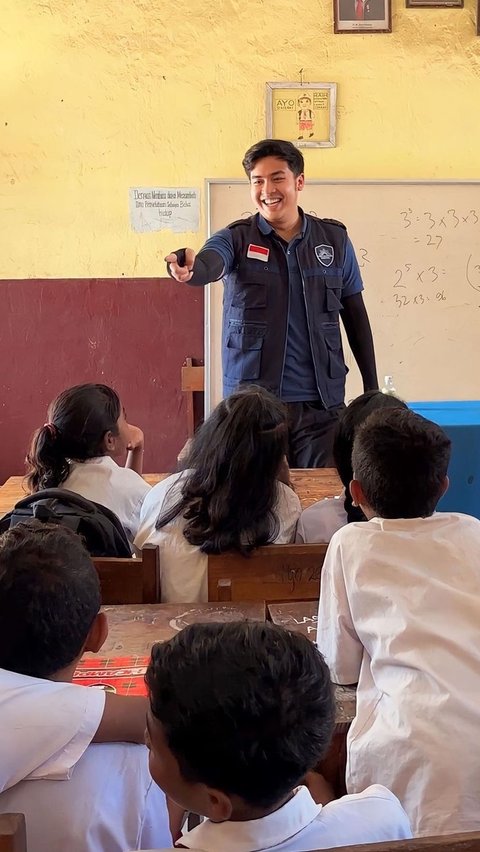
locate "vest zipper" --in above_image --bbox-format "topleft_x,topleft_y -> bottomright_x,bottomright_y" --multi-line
297,246 -> 327,408
279,247 -> 291,397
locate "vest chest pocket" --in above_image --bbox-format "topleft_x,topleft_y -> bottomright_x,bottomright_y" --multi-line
231,282 -> 267,310
225,324 -> 265,381
325,277 -> 343,313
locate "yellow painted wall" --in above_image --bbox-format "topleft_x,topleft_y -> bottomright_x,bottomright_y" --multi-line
1,0 -> 480,279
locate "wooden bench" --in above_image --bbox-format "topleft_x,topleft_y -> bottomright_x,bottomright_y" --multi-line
0,814 -> 27,852
150,833 -> 480,852
181,358 -> 205,438
207,543 -> 328,603
320,834 -> 480,852
93,544 -> 160,604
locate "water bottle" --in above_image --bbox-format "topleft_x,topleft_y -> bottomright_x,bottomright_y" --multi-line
382,376 -> 397,395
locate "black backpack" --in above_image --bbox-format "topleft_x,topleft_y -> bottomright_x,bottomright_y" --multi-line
0,488 -> 132,557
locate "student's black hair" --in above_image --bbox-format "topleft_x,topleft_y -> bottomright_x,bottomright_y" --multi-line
333,390 -> 408,523
352,407 -> 451,519
25,383 -> 122,492
242,139 -> 304,179
156,385 -> 289,554
146,621 -> 335,809
0,521 -> 101,678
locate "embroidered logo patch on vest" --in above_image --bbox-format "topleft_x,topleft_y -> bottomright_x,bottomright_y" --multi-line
247,244 -> 270,262
315,245 -> 334,267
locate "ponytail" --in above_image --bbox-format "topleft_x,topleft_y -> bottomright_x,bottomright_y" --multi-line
25,424 -> 70,492
25,383 -> 121,493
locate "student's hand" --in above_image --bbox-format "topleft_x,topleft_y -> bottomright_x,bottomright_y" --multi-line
126,424 -> 144,452
165,248 -> 196,282
126,424 -> 145,475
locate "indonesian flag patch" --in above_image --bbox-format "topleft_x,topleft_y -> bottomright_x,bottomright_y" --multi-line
247,244 -> 270,262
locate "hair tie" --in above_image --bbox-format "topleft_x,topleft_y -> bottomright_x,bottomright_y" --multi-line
43,422 -> 58,438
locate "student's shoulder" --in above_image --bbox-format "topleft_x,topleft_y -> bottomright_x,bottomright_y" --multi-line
140,470 -> 188,516
324,784 -> 412,837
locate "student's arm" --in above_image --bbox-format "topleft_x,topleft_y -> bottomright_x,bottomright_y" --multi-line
125,424 -> 145,474
316,535 -> 363,684
92,693 -> 149,744
340,237 -> 378,392
165,228 -> 235,286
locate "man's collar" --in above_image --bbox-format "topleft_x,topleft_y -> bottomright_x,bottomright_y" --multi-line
257,208 -> 307,238
177,785 -> 321,852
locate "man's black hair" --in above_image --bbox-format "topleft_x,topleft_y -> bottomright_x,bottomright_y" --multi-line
242,139 -> 304,178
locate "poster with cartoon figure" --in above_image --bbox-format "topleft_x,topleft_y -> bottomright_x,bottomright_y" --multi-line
266,83 -> 337,148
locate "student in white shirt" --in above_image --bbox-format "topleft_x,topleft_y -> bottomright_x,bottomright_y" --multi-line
296,390 -> 406,543
25,383 -> 150,540
0,522 -> 171,852
135,385 -> 301,602
317,407 -> 480,836
143,620 -> 411,851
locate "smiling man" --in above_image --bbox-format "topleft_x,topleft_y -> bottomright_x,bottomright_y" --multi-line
165,139 -> 378,467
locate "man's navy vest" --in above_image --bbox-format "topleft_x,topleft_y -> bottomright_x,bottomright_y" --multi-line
222,212 -> 349,408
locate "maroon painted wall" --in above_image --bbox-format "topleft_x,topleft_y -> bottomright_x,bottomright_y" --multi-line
0,277 -> 204,484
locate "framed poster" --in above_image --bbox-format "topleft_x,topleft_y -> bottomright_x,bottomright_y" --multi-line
406,0 -> 462,6
334,0 -> 392,31
265,82 -> 337,148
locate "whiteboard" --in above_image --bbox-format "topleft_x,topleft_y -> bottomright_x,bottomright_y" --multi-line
205,180 -> 480,411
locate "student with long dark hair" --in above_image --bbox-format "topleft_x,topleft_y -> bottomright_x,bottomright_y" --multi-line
296,390 -> 407,542
135,385 -> 301,602
25,383 -> 149,540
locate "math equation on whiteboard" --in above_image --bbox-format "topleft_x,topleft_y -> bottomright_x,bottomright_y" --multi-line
355,206 -> 480,310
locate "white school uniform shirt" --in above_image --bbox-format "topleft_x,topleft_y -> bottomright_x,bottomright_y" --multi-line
61,455 -> 150,540
295,494 -> 347,543
135,470 -> 301,603
316,512 -> 480,836
0,669 -> 171,852
174,784 -> 411,851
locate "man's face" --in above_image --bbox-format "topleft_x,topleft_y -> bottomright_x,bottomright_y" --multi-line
249,155 -> 304,226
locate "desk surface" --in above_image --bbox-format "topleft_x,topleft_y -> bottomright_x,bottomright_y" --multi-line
0,468 -> 341,517
268,601 -> 356,729
99,602 -> 266,655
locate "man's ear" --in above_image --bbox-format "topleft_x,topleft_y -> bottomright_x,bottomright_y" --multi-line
84,611 -> 108,654
297,173 -> 305,192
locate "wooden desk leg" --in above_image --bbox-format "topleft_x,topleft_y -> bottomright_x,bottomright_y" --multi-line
317,730 -> 347,799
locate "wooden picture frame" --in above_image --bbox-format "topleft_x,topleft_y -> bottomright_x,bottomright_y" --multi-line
265,82 -> 337,149
334,0 -> 392,31
406,0 -> 462,7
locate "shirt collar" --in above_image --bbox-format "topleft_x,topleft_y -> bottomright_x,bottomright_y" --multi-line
178,786 -> 321,852
257,208 -> 307,238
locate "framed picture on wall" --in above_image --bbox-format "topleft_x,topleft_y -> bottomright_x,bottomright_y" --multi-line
265,82 -> 337,148
334,0 -> 392,31
406,0 -> 462,6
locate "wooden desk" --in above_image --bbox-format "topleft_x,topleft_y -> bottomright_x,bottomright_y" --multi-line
0,468 -> 341,518
97,601 -> 266,656
268,601 -> 356,731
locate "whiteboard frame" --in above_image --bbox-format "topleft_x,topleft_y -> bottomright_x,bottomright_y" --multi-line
204,178 -> 480,415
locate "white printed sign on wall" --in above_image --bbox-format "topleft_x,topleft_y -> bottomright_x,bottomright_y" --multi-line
129,187 -> 200,233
